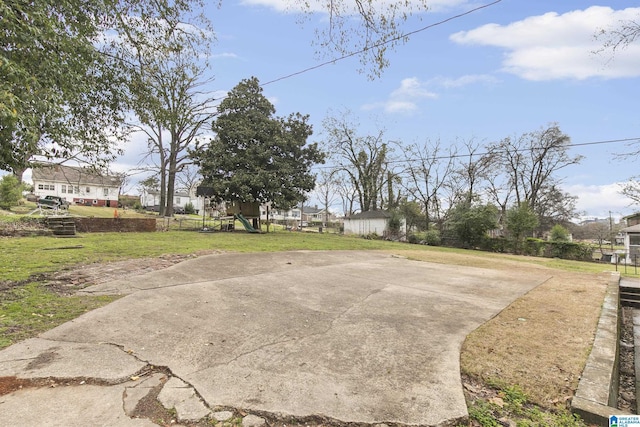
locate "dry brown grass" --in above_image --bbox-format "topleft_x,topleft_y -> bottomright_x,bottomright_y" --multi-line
387,248 -> 611,408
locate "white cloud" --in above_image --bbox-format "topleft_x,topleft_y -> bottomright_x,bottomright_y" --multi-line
563,182 -> 638,218
450,6 -> 640,80
363,74 -> 495,114
211,52 -> 239,60
362,77 -> 437,114
430,74 -> 498,88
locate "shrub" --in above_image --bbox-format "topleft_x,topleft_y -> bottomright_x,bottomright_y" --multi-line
423,229 -> 441,246
544,241 -> 592,260
549,224 -> 570,242
407,233 -> 421,244
523,238 -> 544,256
0,175 -> 22,210
184,202 -> 196,214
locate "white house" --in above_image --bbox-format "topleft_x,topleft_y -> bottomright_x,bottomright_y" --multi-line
258,204 -> 337,226
140,189 -> 204,212
620,224 -> 640,265
31,163 -> 121,208
260,205 -> 302,223
343,210 -> 406,239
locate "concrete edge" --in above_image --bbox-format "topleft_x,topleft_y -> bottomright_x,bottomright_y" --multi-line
571,272 -> 632,426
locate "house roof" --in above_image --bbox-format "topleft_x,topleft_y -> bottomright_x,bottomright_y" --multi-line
623,212 -> 640,220
621,224 -> 640,233
345,210 -> 392,220
303,206 -> 325,215
32,163 -> 122,187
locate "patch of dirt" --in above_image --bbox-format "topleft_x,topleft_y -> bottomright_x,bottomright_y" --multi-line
393,249 -> 610,409
618,306 -> 636,412
0,376 -> 36,396
460,270 -> 609,408
6,250 -> 223,296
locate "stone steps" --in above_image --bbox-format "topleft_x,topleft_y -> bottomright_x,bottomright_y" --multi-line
44,217 -> 76,236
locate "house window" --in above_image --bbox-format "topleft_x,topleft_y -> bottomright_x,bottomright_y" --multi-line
86,187 -> 90,193
38,184 -> 55,191
630,235 -> 640,260
74,186 -> 79,194
175,197 -> 181,204
61,185 -> 66,193
103,188 -> 109,197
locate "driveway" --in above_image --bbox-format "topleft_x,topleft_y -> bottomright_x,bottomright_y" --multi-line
0,251 -> 548,426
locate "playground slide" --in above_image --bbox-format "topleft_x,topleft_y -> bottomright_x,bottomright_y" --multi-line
236,213 -> 259,233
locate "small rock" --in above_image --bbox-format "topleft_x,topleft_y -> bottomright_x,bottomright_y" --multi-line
463,382 -> 479,394
621,391 -> 635,402
489,396 -> 505,408
212,411 -> 234,421
243,414 -> 266,427
498,417 -> 516,427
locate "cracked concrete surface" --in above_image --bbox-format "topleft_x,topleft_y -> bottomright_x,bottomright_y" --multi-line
0,251 -> 548,426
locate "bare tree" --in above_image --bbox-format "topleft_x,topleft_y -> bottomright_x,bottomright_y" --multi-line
595,12 -> 640,205
487,124 -> 582,213
483,157 -> 515,233
175,163 -> 202,194
452,138 -> 491,205
292,0 -> 430,78
322,111 -> 392,212
121,16 -> 217,216
402,139 -> 456,230
312,169 -> 341,226
333,170 -> 359,216
621,178 -> 640,205
595,12 -> 640,56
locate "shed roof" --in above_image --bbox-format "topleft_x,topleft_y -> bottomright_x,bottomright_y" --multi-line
346,210 -> 392,220
621,224 -> 640,233
623,212 -> 640,221
32,163 -> 121,187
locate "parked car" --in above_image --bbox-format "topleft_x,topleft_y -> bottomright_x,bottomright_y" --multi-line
37,195 -> 69,210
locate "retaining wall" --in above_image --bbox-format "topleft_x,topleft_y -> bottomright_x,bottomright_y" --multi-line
571,272 -> 630,425
72,218 -> 156,233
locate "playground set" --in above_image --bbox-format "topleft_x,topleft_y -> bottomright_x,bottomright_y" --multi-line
200,200 -> 261,234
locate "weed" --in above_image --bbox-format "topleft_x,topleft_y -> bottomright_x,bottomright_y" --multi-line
0,282 -> 118,349
468,400 -> 499,427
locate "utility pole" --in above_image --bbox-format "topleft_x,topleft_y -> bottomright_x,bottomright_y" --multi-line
609,211 -> 614,251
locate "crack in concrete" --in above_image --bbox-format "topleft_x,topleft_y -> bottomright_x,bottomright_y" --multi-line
189,284 -> 388,376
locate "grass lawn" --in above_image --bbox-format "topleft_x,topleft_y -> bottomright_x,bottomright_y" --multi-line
0,226 -> 628,425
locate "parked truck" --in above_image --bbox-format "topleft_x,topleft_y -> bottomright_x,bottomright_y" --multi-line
37,195 -> 70,210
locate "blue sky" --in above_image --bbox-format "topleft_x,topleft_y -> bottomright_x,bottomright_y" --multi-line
195,0 -> 640,219
27,1 -> 640,219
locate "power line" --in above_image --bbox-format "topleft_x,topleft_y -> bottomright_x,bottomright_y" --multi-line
261,0 -> 503,86
311,136 -> 640,170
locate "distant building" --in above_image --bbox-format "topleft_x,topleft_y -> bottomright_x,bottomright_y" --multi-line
623,213 -> 640,227
31,163 -> 121,207
140,189 -> 203,213
259,204 -> 337,227
343,210 -> 406,239
620,223 -> 640,265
